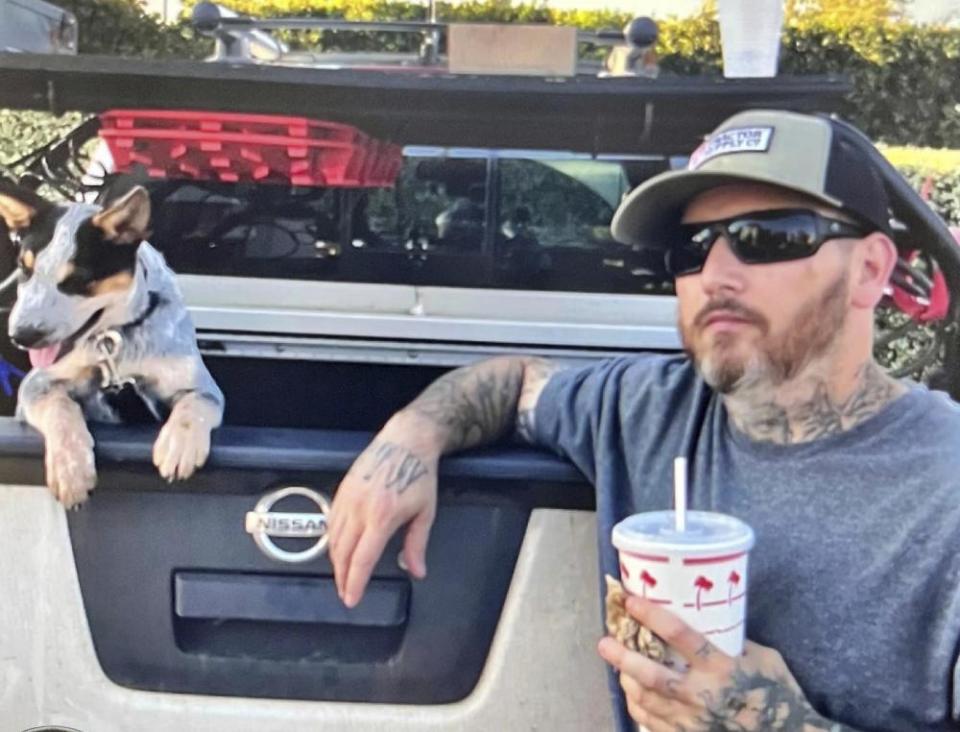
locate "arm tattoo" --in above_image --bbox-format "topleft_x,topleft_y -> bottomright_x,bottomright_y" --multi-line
408,362 -> 524,452
515,408 -> 536,444
407,358 -> 560,451
515,358 -> 561,444
361,440 -> 429,494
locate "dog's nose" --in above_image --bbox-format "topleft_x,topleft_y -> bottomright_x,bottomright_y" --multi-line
11,327 -> 48,349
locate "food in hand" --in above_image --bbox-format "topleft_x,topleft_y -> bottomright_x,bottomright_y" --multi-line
604,574 -> 670,664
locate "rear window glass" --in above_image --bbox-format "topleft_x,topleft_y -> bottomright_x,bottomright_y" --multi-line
147,150 -> 675,294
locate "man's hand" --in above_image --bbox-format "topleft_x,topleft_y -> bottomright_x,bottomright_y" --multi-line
327,356 -> 557,608
328,413 -> 441,608
597,596 -> 857,732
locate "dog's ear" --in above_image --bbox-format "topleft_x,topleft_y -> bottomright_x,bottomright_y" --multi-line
92,186 -> 151,245
0,182 -> 50,233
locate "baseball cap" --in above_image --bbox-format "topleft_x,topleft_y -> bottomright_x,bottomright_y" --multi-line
610,110 -> 893,248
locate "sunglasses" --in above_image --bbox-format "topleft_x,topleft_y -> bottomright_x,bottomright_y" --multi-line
665,208 -> 870,277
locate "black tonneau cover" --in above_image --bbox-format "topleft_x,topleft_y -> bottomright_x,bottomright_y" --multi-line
0,53 -> 850,154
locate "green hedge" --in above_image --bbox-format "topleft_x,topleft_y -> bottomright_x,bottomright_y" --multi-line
25,0 -> 960,149
901,170 -> 960,227
176,0 -> 960,149
0,110 -> 84,168
50,0 -> 205,57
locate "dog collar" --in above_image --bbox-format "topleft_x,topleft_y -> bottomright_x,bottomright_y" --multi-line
117,290 -> 163,336
90,290 -> 163,385
90,291 -> 166,423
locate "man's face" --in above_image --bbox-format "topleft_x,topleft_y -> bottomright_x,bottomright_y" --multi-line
675,183 -> 856,394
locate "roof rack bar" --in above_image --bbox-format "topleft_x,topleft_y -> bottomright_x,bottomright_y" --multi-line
205,17 -> 446,33
193,3 -> 634,45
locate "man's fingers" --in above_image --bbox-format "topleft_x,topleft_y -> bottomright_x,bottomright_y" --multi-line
625,596 -> 722,669
401,506 -> 435,579
627,707 -> 672,732
327,491 -> 348,556
598,637 -> 691,704
331,517 -> 362,600
620,673 -> 678,719
343,526 -> 392,608
329,437 -> 437,606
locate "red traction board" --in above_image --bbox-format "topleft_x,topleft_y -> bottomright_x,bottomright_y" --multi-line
99,109 -> 402,187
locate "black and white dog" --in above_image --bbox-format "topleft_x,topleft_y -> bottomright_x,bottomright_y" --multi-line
0,183 -> 224,507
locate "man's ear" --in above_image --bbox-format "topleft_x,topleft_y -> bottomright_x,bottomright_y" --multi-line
0,182 -> 50,233
91,186 -> 151,244
850,232 -> 898,310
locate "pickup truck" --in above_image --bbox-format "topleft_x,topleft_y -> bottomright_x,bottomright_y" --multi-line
0,0 -> 77,54
0,10 -> 957,732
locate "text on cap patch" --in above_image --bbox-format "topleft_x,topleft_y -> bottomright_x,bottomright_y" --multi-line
688,127 -> 774,170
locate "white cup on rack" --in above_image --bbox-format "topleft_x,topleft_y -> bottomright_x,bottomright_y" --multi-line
717,0 -> 785,78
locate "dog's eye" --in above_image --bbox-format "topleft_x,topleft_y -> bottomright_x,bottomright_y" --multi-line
57,268 -> 93,297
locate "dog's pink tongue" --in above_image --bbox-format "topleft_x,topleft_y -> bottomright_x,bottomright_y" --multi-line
28,344 -> 61,369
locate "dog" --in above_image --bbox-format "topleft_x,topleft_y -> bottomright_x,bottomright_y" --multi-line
0,182 -> 224,508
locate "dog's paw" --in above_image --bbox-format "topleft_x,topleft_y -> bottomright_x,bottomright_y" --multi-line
45,428 -> 96,508
153,412 -> 212,482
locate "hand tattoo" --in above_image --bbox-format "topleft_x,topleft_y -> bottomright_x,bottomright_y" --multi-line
695,642 -> 714,659
361,440 -> 429,494
683,668 -> 857,732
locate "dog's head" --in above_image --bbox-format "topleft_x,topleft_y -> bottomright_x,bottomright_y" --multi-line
0,184 -> 151,368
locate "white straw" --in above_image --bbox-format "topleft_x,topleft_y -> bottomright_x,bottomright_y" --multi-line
674,456 -> 687,532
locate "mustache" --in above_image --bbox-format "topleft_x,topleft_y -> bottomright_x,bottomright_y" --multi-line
693,298 -> 767,330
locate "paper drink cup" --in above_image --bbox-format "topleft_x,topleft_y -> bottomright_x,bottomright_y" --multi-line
612,510 -> 755,660
717,0 -> 784,78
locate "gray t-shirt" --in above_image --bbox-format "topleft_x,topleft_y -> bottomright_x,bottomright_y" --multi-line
534,354 -> 960,732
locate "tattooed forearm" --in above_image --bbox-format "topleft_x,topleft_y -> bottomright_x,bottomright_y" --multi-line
361,440 -> 429,494
407,360 -> 524,451
515,358 -> 561,443
729,361 -> 905,445
406,357 -> 560,452
515,408 -> 536,444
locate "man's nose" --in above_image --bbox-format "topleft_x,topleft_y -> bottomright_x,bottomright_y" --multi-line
699,237 -> 747,295
11,327 -> 49,349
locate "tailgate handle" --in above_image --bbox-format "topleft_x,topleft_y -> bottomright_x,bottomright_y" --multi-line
174,572 -> 409,628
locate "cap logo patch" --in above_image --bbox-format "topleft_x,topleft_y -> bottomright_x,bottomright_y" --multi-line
688,127 -> 774,170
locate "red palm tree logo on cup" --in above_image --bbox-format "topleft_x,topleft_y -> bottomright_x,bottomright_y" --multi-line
639,570 -> 657,597
693,575 -> 714,610
728,570 -> 741,604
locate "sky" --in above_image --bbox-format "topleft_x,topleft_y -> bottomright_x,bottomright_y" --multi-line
142,0 -> 960,24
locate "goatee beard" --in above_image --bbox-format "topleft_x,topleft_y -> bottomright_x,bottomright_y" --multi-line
683,273 -> 849,394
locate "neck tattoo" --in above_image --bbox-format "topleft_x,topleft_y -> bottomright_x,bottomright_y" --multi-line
726,362 -> 907,445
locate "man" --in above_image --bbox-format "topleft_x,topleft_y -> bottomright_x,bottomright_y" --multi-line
327,110 -> 960,731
